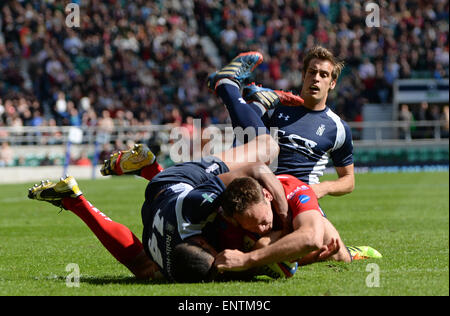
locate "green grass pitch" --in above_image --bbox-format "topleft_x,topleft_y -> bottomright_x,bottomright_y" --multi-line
0,171 -> 448,296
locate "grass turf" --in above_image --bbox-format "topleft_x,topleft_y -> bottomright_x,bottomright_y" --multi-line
0,171 -> 448,296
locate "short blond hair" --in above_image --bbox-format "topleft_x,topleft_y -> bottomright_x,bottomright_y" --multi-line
303,46 -> 344,81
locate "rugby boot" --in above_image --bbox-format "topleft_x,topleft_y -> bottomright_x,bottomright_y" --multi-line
207,51 -> 264,92
28,175 -> 82,208
100,143 -> 156,176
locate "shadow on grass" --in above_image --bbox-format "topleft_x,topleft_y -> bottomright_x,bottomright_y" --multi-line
72,263 -> 350,285
79,275 -> 170,285
43,274 -> 170,286
52,274 -> 279,286
78,275 -> 279,285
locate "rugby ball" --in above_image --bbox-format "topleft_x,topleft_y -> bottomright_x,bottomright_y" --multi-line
242,232 -> 298,279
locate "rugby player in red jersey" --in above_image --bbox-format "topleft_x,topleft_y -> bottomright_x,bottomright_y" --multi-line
214,174 -> 352,273
27,51 -> 378,283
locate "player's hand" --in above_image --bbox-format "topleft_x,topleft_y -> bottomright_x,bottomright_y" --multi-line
273,202 -> 291,235
296,238 -> 340,266
317,238 -> 340,261
214,249 -> 250,272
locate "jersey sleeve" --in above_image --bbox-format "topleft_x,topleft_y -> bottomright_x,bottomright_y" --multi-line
287,186 -> 321,219
330,121 -> 354,167
278,175 -> 322,220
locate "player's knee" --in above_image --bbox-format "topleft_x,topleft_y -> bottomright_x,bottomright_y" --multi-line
255,134 -> 279,164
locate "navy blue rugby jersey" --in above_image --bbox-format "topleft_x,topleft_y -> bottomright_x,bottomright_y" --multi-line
263,105 -> 353,184
141,176 -> 226,279
174,175 -> 226,240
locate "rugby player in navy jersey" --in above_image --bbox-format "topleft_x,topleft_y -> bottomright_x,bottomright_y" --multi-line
208,46 -> 355,200
27,141 -> 363,283
27,51 -> 378,284
27,127 -> 298,282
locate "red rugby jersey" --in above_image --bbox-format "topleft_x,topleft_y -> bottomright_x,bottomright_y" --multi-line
276,174 -> 324,220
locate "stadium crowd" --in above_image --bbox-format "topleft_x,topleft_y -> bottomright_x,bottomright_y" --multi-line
0,0 -> 449,165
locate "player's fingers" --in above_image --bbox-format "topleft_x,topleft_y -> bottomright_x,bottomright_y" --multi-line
213,252 -> 225,266
215,265 -> 225,273
326,238 -> 335,251
334,239 -> 341,253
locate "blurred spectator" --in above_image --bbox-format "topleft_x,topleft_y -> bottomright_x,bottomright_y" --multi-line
0,0 -> 447,136
39,153 -> 54,166
75,152 -> 92,166
398,104 -> 414,140
358,58 -> 376,81
429,105 -> 441,121
384,56 -> 400,86
97,110 -> 114,143
98,143 -> 113,164
416,101 -> 433,138
0,141 -> 14,167
54,92 -> 68,125
221,23 -> 238,50
441,105 -> 449,138
0,98 -> 4,117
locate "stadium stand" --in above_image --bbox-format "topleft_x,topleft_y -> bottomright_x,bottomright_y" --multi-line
0,0 -> 448,170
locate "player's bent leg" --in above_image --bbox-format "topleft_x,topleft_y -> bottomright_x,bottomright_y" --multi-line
125,249 -> 164,280
213,133 -> 279,171
100,143 -> 162,179
215,81 -> 269,133
61,195 -> 140,261
208,53 -> 275,154
28,176 -> 163,279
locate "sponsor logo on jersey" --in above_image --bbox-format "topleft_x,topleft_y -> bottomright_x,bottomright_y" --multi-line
286,185 -> 310,200
205,163 -> 219,174
298,194 -> 311,204
278,113 -> 290,121
201,193 -> 216,206
316,124 -> 326,136
277,129 -> 318,153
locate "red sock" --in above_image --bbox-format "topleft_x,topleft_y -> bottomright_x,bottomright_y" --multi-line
139,162 -> 164,181
62,196 -> 143,265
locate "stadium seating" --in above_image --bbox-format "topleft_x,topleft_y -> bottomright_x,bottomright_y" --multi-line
0,1 -> 448,169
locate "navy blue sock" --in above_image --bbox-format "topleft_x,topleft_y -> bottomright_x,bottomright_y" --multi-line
247,102 -> 266,117
216,82 -> 268,135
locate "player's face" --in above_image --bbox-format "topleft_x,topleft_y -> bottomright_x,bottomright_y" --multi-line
301,58 -> 336,105
234,200 -> 273,236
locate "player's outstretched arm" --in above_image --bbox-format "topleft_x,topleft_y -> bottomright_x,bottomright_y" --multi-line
215,210 -> 325,271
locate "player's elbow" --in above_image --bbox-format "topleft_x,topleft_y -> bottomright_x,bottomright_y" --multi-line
302,230 -> 324,252
345,181 -> 355,194
346,178 -> 355,194
336,167 -> 355,195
